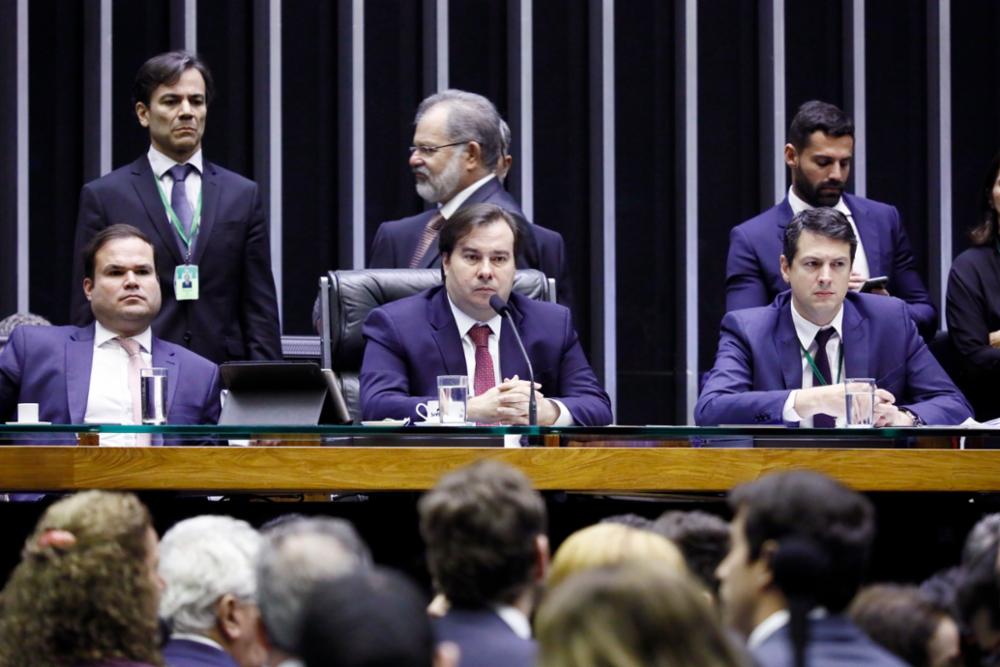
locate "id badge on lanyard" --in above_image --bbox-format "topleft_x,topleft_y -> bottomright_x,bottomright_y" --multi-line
155,176 -> 202,301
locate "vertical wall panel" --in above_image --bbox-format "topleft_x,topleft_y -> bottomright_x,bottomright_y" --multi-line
449,0 -> 509,115
785,1 -> 845,112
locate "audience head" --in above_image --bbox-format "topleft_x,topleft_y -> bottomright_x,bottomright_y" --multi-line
158,515 -> 264,667
410,89 -> 503,204
785,100 -> 854,207
963,513 -> 1000,566
133,51 -> 212,162
958,537 -> 1000,659
547,522 -> 687,591
536,562 -> 746,667
0,312 -> 51,340
653,510 -> 731,596
419,460 -> 548,610
971,151 -> 1000,246
599,512 -> 655,530
780,207 -> 858,326
82,223 -> 162,337
0,491 -> 162,667
257,516 -> 372,661
849,584 -> 962,667
438,203 -> 521,322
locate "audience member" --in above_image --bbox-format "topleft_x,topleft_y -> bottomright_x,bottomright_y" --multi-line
546,522 -> 687,591
697,207 -> 971,427
360,204 -> 612,425
418,460 -> 548,667
535,562 -> 748,667
653,509 -> 731,596
256,516 -> 372,667
158,515 -> 265,667
957,515 -> 1000,665
298,567 -> 458,667
849,584 -> 962,667
0,491 -> 164,667
716,470 -> 907,667
946,152 -> 1000,421
726,100 -> 936,338
71,50 -> 281,364
0,224 -> 221,432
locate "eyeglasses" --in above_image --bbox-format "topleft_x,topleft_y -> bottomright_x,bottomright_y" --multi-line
408,141 -> 470,157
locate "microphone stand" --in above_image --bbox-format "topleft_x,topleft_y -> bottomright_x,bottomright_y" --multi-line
490,295 -> 537,425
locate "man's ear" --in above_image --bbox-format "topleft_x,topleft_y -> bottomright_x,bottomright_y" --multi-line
756,539 -> 780,589
779,254 -> 791,285
532,534 -> 550,583
136,102 -> 150,128
216,594 -> 243,641
783,143 -> 798,169
464,141 -> 483,170
83,277 -> 94,302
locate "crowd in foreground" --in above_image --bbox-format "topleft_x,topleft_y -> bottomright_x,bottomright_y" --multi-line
0,463 -> 997,667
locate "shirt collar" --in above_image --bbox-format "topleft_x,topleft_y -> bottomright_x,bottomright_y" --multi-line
747,608 -> 829,649
492,604 -> 532,640
790,298 -> 844,351
440,174 -> 495,219
447,294 -> 502,338
787,185 -> 852,219
94,321 -> 153,354
148,145 -> 204,179
169,632 -> 225,652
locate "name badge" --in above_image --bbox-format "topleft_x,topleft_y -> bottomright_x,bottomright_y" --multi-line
174,264 -> 199,301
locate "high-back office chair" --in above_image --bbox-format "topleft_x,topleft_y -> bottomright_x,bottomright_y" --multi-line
318,268 -> 554,423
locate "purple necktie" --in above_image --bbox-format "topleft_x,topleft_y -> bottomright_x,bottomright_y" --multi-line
168,164 -> 196,236
812,328 -> 837,428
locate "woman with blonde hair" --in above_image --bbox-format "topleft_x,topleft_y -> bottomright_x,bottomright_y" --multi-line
0,490 -> 164,667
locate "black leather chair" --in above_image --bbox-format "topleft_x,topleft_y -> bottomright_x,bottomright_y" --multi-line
318,268 -> 554,422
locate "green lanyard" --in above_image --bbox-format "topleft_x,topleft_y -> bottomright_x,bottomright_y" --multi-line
798,336 -> 844,386
154,175 -> 203,256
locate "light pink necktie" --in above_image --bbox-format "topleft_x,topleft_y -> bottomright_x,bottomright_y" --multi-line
116,337 -> 151,446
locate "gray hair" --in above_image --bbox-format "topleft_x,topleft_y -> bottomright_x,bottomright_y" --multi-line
257,517 -> 372,653
158,515 -> 261,635
963,513 -> 1000,565
415,89 -> 503,171
499,118 -> 512,157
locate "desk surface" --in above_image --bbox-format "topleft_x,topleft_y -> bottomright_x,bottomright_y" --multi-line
1,446 -> 998,493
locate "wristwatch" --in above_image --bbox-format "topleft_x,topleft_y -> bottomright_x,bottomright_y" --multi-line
898,408 -> 924,426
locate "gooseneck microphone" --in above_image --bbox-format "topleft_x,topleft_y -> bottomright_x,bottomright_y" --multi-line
489,295 -> 537,425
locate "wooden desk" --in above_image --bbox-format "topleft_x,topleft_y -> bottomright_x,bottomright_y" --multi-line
1,446 -> 998,493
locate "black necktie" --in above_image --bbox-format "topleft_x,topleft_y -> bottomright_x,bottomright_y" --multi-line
812,328 -> 837,427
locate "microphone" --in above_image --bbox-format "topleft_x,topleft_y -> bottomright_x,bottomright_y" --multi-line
489,295 -> 537,425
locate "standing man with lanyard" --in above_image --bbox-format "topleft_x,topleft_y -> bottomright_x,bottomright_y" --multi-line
71,51 -> 281,364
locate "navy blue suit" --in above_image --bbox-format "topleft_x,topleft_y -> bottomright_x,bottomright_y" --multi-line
726,194 -> 937,337
360,287 -> 612,425
695,292 -> 971,426
163,638 -> 239,667
0,324 -> 220,425
752,615 -> 909,667
71,156 -> 281,364
433,609 -> 536,667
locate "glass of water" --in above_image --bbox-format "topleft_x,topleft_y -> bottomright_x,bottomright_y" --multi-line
140,367 -> 168,425
844,378 -> 876,427
437,375 -> 469,424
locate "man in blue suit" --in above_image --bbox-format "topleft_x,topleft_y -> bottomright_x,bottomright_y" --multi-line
697,208 -> 969,427
0,225 -> 220,433
360,204 -> 611,426
717,470 -> 909,667
726,100 -> 936,338
70,51 -> 281,365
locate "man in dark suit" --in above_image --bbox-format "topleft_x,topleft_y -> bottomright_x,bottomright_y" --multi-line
717,470 -> 909,667
71,51 -> 281,365
726,100 -> 936,338
360,204 -> 611,426
368,89 -> 571,307
697,208 -> 969,427
0,225 -> 220,434
419,460 -> 547,667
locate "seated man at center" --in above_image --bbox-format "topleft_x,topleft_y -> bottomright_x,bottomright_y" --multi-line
360,203 -> 612,426
695,207 -> 970,427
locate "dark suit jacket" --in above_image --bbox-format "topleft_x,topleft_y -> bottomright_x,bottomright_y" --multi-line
359,287 -> 612,425
71,155 -> 281,364
0,324 -> 220,425
694,292 -> 971,426
752,615 -> 909,667
163,638 -> 239,667
726,193 -> 937,337
433,608 -> 536,667
368,177 -> 572,307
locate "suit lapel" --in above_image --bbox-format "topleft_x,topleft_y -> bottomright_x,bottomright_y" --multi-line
151,337 -> 180,416
428,289 -> 468,375
842,299 -> 870,379
846,194 -> 882,275
775,305 -> 803,390
130,157 -> 185,265
66,325 -> 96,423
191,161 -> 220,264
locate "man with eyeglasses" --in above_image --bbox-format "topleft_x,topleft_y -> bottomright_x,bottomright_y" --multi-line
368,89 -> 572,308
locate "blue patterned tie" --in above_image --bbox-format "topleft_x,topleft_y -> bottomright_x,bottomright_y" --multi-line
813,328 -> 837,428
168,164 -> 196,236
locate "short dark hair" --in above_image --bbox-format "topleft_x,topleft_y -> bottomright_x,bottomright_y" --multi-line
970,152 -> 1000,246
438,203 -> 521,266
787,100 -> 854,151
132,50 -> 215,108
729,470 -> 875,612
298,567 -> 435,667
957,541 -> 1000,641
783,207 -> 857,265
652,510 -> 730,595
418,460 -> 546,608
849,584 -> 947,667
82,224 -> 156,282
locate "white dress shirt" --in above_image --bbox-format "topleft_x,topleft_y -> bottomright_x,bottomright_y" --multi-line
781,301 -> 846,427
84,322 -> 153,446
440,174 -> 495,219
493,604 -> 532,639
788,186 -> 870,279
748,608 -> 827,649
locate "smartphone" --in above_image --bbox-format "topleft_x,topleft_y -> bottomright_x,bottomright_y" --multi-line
860,276 -> 889,293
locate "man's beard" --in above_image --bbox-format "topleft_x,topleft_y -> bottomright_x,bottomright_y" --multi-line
793,165 -> 844,207
415,149 -> 464,204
